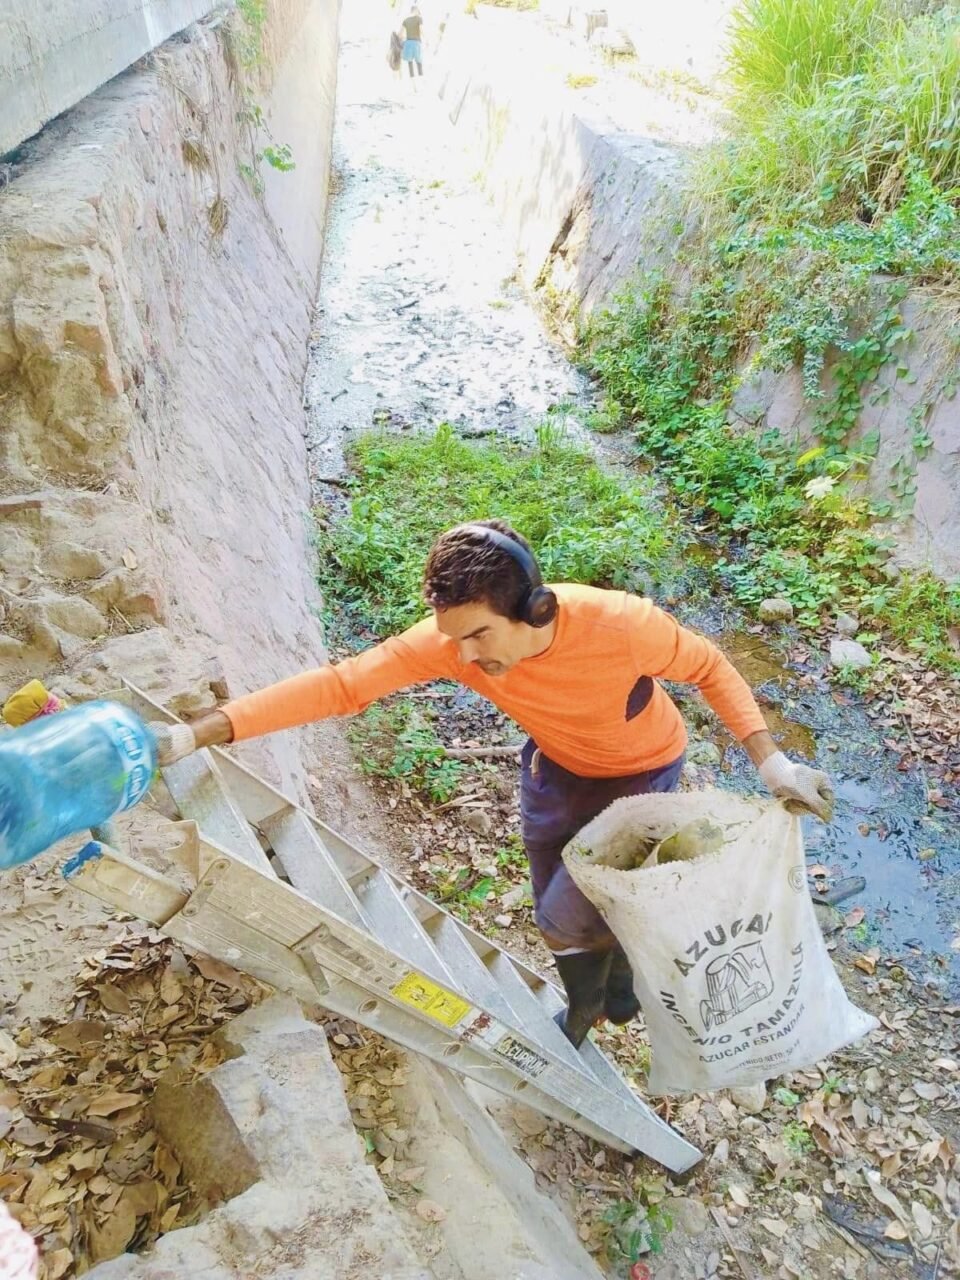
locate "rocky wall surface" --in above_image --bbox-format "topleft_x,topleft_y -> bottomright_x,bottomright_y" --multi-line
0,0 -> 340,792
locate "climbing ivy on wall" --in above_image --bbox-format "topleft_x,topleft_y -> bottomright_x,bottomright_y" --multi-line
229,0 -> 296,195
578,0 -> 960,670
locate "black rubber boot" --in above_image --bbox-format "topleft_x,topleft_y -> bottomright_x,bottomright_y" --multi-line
552,950 -> 613,1048
604,944 -> 640,1025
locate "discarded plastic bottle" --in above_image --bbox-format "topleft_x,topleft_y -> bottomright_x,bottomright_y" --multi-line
0,701 -> 156,870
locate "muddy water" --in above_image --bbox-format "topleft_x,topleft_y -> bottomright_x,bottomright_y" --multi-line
307,10 -> 959,989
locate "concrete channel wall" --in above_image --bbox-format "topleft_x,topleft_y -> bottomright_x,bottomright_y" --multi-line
0,0 -> 222,157
437,8 -> 960,583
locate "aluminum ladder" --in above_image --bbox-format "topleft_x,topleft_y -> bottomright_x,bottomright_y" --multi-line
67,681 -> 700,1172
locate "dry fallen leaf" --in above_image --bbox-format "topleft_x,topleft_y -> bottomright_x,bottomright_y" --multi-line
415,1198 -> 447,1223
912,1080 -> 943,1102
0,1030 -> 19,1069
96,983 -> 132,1015
884,1221 -> 909,1241
844,907 -> 866,929
911,1201 -> 934,1239
396,1165 -> 426,1184
759,1217 -> 789,1239
88,1198 -> 137,1262
865,1170 -> 910,1225
159,969 -> 182,1005
728,1184 -> 750,1208
86,1092 -> 142,1117
44,1249 -> 73,1280
192,953 -> 246,990
122,549 -> 138,570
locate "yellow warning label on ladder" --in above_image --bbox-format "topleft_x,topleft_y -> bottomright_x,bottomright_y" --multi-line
391,972 -> 471,1027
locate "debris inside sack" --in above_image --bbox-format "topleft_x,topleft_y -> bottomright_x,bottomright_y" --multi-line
568,817 -> 728,871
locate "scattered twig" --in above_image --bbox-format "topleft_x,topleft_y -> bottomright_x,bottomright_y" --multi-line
434,791 -> 488,812
23,1110 -> 115,1144
442,745 -> 521,761
710,1206 -> 756,1280
111,605 -> 136,634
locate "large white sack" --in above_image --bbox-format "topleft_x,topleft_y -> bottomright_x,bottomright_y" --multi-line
563,789 -> 878,1094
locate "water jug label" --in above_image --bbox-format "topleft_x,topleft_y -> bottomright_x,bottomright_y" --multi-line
108,715 -> 154,812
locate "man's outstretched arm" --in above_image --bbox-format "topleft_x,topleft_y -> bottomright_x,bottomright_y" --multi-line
627,597 -> 834,820
151,620 -> 454,764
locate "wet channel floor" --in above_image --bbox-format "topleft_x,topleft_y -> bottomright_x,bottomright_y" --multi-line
308,10 -> 959,992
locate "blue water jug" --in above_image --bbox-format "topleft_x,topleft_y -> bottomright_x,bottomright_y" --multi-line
0,701 -> 157,870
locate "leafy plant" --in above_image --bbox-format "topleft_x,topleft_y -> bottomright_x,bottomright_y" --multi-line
601,1195 -> 673,1264
315,422 -> 675,634
582,139 -> 960,670
229,1 -> 297,194
347,699 -> 463,803
783,1120 -> 815,1154
774,1086 -> 802,1107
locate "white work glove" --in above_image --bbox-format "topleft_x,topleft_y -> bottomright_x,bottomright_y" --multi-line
758,751 -> 834,822
149,721 -> 197,768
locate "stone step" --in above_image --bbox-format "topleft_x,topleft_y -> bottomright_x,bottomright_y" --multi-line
86,995 -> 434,1280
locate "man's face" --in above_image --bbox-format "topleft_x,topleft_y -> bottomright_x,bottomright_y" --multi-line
434,601 -> 530,676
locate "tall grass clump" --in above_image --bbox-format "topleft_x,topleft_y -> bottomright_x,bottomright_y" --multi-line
710,2 -> 960,221
725,0 -> 887,109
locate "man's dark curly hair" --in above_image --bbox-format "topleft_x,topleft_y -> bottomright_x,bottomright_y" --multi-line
423,519 -> 535,619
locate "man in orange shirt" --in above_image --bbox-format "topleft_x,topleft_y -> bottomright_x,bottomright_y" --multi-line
156,520 -> 833,1046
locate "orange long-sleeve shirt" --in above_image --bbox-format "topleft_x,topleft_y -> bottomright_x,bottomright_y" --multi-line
224,584 -> 768,776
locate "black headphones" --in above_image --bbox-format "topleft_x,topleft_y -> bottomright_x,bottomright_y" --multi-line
461,525 -> 559,628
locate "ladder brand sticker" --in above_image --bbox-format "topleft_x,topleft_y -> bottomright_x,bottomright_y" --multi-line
391,972 -> 471,1027
494,1034 -> 548,1079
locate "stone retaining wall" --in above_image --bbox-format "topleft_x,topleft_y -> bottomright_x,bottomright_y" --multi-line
0,0 -> 340,792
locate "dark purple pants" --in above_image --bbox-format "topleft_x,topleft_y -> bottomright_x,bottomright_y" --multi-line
520,739 -> 683,951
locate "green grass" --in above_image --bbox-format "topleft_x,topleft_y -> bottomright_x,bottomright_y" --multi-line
725,0 -> 888,110
347,698 -> 464,804
714,1 -> 960,219
315,421 -> 674,635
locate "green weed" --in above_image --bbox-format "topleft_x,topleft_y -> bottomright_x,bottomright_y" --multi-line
783,1121 -> 815,1154
347,699 -> 463,803
601,1195 -> 673,1264
582,162 -> 960,670
315,422 -> 673,635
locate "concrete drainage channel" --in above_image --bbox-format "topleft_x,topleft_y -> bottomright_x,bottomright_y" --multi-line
0,3 -> 609,1277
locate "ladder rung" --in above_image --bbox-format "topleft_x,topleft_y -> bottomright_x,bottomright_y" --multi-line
261,806 -> 369,929
161,751 -> 271,873
355,872 -> 456,986
534,982 -> 643,1108
486,953 -> 592,1077
425,915 -> 520,1028
214,752 -> 370,881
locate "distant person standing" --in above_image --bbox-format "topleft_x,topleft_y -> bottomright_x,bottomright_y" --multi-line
401,4 -> 424,79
